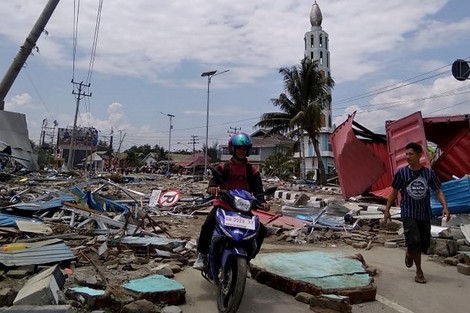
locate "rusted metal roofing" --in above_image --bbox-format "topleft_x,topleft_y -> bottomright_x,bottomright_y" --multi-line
386,111 -> 431,175
330,111 -> 469,199
362,141 -> 393,194
387,111 -> 470,183
330,112 -> 387,199
424,114 -> 470,182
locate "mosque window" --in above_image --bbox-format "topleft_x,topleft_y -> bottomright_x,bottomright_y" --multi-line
319,34 -> 323,47
320,51 -> 323,65
311,34 -> 314,48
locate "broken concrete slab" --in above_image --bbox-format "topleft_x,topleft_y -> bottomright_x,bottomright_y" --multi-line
250,251 -> 376,304
66,286 -> 107,308
122,274 -> 185,305
13,270 -> 60,305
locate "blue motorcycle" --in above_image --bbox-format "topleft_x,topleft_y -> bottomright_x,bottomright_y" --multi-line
201,187 -> 264,313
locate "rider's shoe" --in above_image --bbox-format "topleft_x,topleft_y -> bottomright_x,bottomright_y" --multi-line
193,253 -> 206,270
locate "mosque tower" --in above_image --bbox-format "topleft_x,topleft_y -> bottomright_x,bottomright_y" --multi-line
301,1 -> 335,179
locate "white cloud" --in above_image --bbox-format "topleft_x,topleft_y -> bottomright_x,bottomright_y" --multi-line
1,0 -> 468,148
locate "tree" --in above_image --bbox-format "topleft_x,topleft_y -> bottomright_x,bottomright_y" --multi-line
264,153 -> 295,180
256,57 -> 334,185
203,141 -> 220,163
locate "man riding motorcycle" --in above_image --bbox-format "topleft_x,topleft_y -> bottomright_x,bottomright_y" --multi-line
193,132 -> 269,270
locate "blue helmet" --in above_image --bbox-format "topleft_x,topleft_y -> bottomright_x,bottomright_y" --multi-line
228,133 -> 252,156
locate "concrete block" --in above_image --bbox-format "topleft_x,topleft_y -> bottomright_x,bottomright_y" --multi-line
0,288 -> 10,306
6,270 -> 31,279
434,239 -> 459,257
14,271 -> 60,305
28,265 -> 65,289
310,294 -> 352,313
384,241 -> 398,248
295,291 -> 315,304
457,263 -> 470,275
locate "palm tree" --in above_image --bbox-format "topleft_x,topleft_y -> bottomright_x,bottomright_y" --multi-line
256,57 -> 334,185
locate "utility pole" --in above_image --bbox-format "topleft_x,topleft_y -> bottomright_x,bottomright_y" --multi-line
0,0 -> 60,110
161,112 -> 175,177
190,135 -> 199,176
67,81 -> 91,170
228,126 -> 241,137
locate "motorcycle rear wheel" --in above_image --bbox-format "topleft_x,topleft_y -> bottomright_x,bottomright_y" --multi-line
217,255 -> 247,313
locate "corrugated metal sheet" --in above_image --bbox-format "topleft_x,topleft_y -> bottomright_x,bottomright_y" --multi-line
331,111 -> 469,200
330,112 -> 386,199
0,243 -> 75,266
431,176 -> 470,216
423,114 -> 470,150
424,114 -> 470,182
386,111 -> 431,175
432,128 -> 470,181
362,141 -> 393,193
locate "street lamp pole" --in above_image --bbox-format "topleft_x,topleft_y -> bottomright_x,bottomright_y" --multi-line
161,112 -> 175,176
201,69 -> 229,180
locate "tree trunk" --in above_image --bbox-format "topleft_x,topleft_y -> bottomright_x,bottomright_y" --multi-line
312,138 -> 326,185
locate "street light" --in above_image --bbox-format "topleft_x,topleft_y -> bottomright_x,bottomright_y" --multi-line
201,69 -> 229,179
161,112 -> 175,177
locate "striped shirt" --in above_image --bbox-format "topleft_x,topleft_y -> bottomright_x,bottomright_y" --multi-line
391,166 -> 441,221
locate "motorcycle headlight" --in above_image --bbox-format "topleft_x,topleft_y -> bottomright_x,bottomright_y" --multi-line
234,196 -> 251,212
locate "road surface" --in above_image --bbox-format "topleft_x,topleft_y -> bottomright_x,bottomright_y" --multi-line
175,243 -> 468,313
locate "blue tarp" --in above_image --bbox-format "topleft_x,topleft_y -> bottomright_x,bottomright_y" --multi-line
72,187 -> 129,213
432,176 -> 470,216
4,194 -> 76,212
0,213 -> 43,227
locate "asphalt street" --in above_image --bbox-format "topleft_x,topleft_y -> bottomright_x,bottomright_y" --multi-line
175,244 -> 468,313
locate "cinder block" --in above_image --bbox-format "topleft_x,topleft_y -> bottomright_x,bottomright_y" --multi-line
310,294 -> 352,313
457,263 -> 470,276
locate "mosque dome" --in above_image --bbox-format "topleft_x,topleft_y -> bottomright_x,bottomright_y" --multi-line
310,1 -> 323,27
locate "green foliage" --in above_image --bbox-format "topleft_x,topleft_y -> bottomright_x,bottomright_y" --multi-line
256,57 -> 334,185
264,153 -> 296,180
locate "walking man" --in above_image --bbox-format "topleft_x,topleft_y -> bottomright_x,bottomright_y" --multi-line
384,142 -> 450,284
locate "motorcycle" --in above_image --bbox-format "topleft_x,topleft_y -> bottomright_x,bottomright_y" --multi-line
200,168 -> 276,313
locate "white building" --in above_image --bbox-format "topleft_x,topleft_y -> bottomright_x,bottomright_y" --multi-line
298,1 -> 335,180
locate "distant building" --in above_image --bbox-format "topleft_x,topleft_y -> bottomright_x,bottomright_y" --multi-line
141,152 -> 159,167
57,126 -> 99,168
220,130 -> 295,168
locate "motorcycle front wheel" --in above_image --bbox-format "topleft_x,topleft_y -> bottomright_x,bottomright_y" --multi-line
217,255 -> 247,313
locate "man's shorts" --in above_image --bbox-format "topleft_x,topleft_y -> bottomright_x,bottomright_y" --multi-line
402,217 -> 431,254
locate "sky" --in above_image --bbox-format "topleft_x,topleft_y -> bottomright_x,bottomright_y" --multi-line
1,0 -> 469,152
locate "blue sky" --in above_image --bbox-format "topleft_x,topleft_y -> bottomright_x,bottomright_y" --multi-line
1,0 -> 469,152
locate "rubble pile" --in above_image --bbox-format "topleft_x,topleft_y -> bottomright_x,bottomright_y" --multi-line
0,171 -> 469,312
